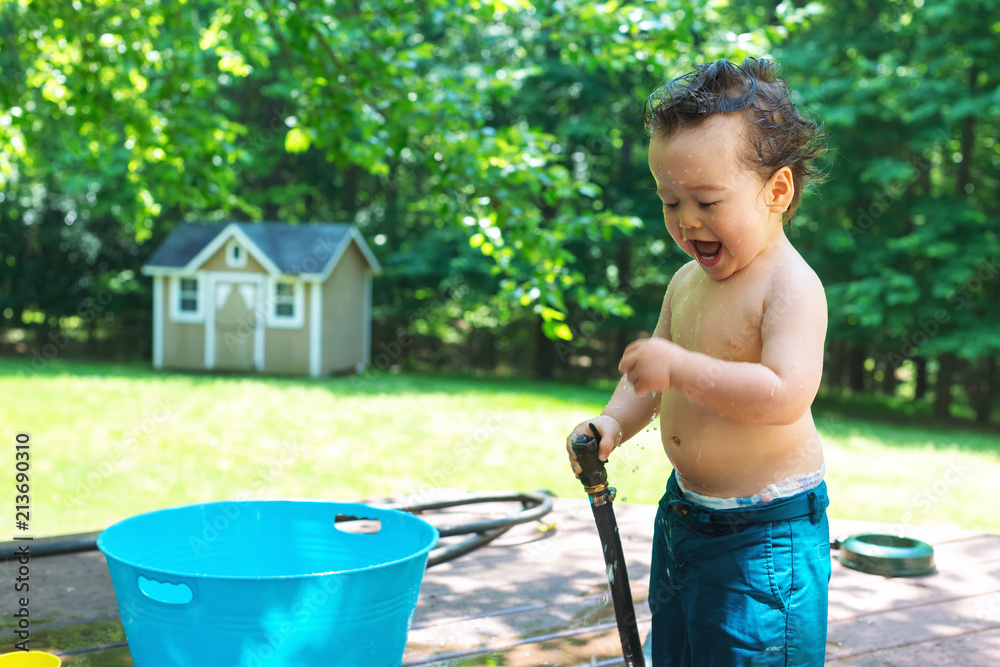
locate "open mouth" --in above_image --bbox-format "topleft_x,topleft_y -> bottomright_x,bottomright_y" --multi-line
691,240 -> 723,267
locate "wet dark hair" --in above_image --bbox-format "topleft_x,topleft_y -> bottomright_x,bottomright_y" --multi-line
643,57 -> 826,221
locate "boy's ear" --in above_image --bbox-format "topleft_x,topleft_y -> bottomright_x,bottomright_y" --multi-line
765,166 -> 794,213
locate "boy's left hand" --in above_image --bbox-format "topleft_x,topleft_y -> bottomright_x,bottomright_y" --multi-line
619,337 -> 678,396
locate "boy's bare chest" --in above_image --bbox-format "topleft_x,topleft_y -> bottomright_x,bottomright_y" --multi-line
669,277 -> 765,362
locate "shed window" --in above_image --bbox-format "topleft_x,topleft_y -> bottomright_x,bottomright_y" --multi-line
274,282 -> 295,318
179,278 -> 199,312
226,239 -> 247,268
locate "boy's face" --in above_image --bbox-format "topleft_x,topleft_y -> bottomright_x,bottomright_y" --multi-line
648,115 -> 786,281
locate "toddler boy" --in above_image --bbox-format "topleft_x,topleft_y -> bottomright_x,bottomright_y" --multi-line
568,57 -> 830,666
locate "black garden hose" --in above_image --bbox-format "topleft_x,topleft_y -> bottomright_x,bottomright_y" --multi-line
391,490 -> 554,567
0,490 -> 555,567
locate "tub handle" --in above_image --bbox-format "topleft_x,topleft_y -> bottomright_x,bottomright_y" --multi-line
137,574 -> 194,605
334,513 -> 382,534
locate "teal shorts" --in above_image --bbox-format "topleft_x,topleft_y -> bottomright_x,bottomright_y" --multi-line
649,472 -> 831,666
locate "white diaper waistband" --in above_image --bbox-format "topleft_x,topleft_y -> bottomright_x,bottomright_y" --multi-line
677,463 -> 826,510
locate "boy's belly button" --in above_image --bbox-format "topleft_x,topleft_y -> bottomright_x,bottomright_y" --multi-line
671,435 -> 681,446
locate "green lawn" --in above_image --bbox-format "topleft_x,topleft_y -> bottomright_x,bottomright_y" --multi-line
3,358 -> 999,537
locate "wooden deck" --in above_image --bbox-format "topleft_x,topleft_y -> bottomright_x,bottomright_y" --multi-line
2,495 -> 999,665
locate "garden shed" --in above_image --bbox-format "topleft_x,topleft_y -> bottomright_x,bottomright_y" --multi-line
140,221 -> 381,377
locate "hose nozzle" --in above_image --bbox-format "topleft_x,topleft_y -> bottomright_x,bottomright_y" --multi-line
571,423 -> 608,494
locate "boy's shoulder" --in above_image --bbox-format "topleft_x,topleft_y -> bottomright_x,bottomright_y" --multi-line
770,243 -> 825,293
761,243 -> 827,314
667,259 -> 701,292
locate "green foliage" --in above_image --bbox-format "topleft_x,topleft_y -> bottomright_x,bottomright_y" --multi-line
0,0 -> 997,413
0,0 -> 784,344
777,0 -> 1000,363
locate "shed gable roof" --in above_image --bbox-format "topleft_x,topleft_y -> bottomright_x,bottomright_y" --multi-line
142,222 -> 381,278
143,223 -> 222,269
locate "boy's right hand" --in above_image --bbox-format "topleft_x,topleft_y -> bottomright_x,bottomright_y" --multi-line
566,415 -> 623,477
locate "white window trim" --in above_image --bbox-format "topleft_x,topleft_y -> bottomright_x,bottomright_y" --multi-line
267,277 -> 305,329
309,281 -> 322,377
169,274 -> 205,323
152,276 -> 164,368
226,238 -> 247,268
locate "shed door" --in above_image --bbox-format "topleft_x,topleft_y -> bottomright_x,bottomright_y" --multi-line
215,282 -> 257,370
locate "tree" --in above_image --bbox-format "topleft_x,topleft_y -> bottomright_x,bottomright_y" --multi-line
776,0 -> 1000,420
2,0 -> 792,374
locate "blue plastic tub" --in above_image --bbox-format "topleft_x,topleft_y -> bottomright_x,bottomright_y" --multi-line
97,499 -> 438,667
